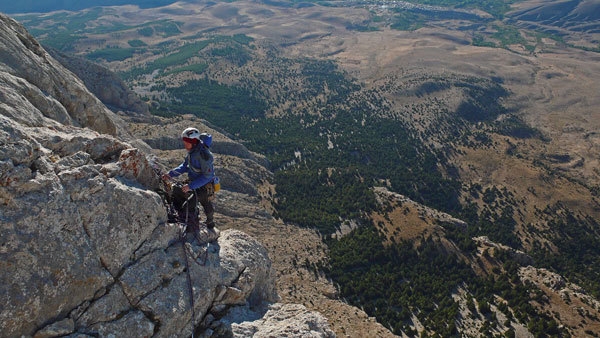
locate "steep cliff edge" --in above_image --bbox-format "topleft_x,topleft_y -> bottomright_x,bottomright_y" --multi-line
0,13 -> 334,337
0,15 -> 123,137
46,47 -> 150,116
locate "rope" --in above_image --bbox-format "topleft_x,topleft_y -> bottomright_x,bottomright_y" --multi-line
181,195 -> 196,338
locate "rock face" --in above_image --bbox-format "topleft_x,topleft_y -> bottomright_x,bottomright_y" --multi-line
0,13 -> 334,337
220,303 -> 336,338
46,47 -> 150,116
0,15 -> 124,137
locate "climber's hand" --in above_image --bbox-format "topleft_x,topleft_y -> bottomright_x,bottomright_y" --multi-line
182,184 -> 191,193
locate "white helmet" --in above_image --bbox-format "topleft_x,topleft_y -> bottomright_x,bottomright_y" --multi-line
181,127 -> 201,142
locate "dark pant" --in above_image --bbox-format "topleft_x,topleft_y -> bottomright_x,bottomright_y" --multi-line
172,183 -> 214,226
195,184 -> 214,225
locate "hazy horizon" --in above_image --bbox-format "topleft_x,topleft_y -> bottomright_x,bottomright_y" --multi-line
0,0 -> 181,14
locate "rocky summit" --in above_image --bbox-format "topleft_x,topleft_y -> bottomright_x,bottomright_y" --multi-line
0,13 -> 334,337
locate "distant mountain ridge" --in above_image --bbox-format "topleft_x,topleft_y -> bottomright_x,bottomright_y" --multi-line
0,0 -> 180,14
508,0 -> 600,39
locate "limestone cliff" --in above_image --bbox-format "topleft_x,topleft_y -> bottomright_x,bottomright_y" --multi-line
0,13 -> 334,338
0,15 -> 123,137
46,47 -> 150,116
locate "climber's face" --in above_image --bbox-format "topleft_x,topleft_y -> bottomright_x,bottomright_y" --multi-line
183,140 -> 194,151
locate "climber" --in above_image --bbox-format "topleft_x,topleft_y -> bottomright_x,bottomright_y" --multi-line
162,127 -> 216,229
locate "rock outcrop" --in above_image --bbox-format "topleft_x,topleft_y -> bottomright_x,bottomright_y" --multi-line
0,14 -> 124,137
0,13 -> 333,337
46,47 -> 150,116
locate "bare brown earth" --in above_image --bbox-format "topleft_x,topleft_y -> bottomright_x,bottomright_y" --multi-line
48,0 -> 600,336
324,28 -> 600,187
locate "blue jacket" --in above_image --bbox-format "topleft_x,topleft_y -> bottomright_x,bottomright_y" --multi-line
169,143 -> 215,190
